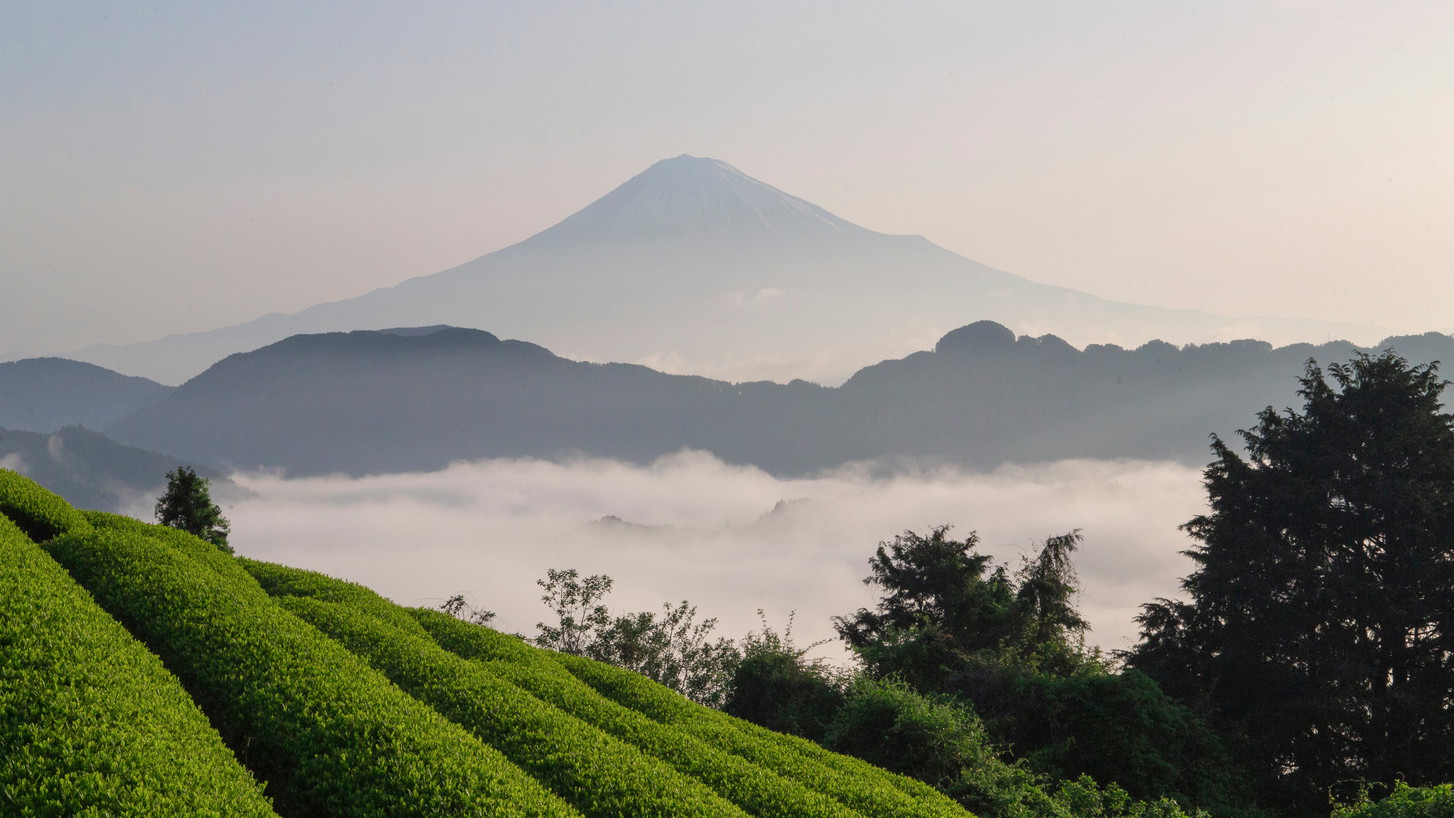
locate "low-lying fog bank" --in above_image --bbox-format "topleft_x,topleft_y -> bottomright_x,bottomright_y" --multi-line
168,451 -> 1209,659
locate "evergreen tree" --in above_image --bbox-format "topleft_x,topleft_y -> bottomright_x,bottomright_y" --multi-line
1130,352 -> 1454,813
155,466 -> 232,553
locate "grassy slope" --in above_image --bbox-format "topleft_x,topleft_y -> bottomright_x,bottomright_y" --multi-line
0,469 -> 970,817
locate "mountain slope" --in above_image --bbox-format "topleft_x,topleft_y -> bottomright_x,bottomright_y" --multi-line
102,324 -> 1454,478
68,156 -> 1385,385
0,357 -> 173,432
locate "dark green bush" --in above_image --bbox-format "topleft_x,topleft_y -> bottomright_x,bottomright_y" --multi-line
43,524 -> 577,818
724,646 -> 845,743
415,605 -> 860,818
946,660 -> 1248,813
0,469 -> 92,542
280,595 -> 744,818
825,676 -> 1050,816
0,513 -> 275,817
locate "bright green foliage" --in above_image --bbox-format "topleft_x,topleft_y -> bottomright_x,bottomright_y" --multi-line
414,607 -> 864,818
0,513 -> 276,817
154,465 -> 231,552
1333,783 -> 1454,818
239,558 -> 431,639
555,653 -> 969,818
278,594 -> 744,818
42,524 -> 578,818
1050,777 -> 1208,818
0,468 -> 92,542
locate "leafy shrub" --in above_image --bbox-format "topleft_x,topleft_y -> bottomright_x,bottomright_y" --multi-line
43,523 -> 577,818
279,595 -> 743,818
723,615 -> 845,743
947,659 -> 1249,814
555,652 -> 969,818
414,605 -> 859,818
1334,783 -> 1454,818
825,676 -> 1054,817
0,468 -> 92,542
0,513 -> 275,816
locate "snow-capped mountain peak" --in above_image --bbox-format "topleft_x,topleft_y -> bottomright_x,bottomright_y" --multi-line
524,155 -> 870,244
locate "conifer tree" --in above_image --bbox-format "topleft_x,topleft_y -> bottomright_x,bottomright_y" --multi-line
1130,351 -> 1454,812
155,465 -> 232,553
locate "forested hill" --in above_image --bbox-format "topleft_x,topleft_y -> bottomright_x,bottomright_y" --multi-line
100,323 -> 1454,477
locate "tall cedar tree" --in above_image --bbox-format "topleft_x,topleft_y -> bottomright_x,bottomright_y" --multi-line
1130,352 -> 1454,813
155,465 -> 232,553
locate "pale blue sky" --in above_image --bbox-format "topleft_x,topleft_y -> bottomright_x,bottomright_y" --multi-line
5,1 -> 1452,360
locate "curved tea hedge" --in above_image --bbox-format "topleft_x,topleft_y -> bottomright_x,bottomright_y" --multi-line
0,513 -> 275,817
413,608 -> 864,818
240,558 -> 431,639
42,524 -> 579,818
555,653 -> 969,818
0,468 -> 91,542
279,594 -> 745,818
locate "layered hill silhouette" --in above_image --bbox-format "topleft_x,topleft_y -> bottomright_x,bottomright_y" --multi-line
70,155 -> 1383,386
0,357 -> 172,433
0,426 -> 239,513
101,323 -> 1454,478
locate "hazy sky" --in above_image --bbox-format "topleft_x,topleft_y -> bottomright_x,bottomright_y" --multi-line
4,1 -> 1452,361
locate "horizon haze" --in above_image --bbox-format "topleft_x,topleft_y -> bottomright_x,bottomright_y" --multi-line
6,3 -> 1453,372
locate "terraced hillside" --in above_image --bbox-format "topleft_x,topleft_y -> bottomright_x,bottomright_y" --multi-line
0,469 -> 971,817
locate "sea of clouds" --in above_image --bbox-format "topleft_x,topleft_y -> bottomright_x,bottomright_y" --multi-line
204,451 -> 1208,663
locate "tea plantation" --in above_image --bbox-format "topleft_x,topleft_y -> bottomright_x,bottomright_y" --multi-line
0,470 -> 972,817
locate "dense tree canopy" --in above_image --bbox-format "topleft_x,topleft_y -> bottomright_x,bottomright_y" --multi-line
1130,352 -> 1454,813
154,465 -> 231,553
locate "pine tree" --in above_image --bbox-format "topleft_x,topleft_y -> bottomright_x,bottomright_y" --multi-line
155,465 -> 232,553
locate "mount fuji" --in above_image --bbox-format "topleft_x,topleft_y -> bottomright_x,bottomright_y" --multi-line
71,155 -> 1384,385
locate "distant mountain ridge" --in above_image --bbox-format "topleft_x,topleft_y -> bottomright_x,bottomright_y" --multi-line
65,155 -> 1386,386
0,357 -> 173,432
101,323 -> 1454,479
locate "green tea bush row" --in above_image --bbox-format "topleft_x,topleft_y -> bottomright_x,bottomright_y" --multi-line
42,524 -> 578,818
411,607 -> 960,816
239,559 -> 431,639
551,652 -> 969,818
414,607 -> 864,818
0,513 -> 276,817
279,595 -> 745,818
0,469 -> 91,542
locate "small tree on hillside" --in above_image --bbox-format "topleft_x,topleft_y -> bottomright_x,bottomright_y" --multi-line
155,466 -> 232,553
